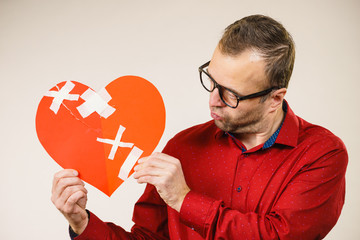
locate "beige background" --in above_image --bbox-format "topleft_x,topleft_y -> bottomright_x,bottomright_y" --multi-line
1,0 -> 359,239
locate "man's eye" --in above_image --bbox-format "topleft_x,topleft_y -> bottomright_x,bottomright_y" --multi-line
223,91 -> 238,100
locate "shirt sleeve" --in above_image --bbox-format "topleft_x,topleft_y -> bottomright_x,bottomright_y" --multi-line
71,184 -> 169,240
179,142 -> 348,239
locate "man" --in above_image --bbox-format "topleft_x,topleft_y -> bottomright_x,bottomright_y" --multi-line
52,15 -> 348,239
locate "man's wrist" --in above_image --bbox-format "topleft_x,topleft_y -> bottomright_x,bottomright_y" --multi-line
174,188 -> 191,212
69,210 -> 90,235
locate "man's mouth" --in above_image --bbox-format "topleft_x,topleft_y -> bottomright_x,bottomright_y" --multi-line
211,111 -> 222,120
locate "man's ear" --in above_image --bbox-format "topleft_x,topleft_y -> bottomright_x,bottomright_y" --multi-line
269,88 -> 287,112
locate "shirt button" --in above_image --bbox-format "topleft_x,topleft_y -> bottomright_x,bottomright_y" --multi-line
236,186 -> 242,192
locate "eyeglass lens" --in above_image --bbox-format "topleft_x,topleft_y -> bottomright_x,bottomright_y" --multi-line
200,71 -> 238,108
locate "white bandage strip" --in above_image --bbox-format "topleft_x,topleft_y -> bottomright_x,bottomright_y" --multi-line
44,81 -> 79,114
118,146 -> 143,180
77,87 -> 116,119
96,125 -> 134,160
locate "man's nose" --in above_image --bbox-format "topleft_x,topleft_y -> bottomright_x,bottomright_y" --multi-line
209,87 -> 226,107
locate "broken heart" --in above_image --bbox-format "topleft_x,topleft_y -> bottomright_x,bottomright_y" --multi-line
36,76 -> 166,196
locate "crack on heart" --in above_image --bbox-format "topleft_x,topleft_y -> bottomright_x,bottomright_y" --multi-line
62,102 -> 95,129
53,85 -> 100,130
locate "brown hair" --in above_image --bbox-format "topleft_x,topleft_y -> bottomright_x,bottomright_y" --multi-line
219,15 -> 295,88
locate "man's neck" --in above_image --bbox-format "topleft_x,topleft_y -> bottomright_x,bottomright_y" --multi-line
235,108 -> 284,150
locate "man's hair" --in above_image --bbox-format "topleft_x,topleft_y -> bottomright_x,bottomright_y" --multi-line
219,15 -> 295,88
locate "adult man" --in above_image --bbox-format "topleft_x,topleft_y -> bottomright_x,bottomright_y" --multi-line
52,15 -> 348,239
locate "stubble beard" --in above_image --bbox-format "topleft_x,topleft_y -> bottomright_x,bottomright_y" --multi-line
212,106 -> 266,135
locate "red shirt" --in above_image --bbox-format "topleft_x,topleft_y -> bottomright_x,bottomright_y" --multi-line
74,102 -> 347,239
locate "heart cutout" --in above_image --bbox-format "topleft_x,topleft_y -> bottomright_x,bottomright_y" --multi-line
36,76 -> 166,196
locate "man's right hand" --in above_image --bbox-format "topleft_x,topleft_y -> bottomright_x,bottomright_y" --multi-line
51,169 -> 89,235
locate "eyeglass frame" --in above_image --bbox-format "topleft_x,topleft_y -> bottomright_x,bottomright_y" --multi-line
199,61 -> 280,108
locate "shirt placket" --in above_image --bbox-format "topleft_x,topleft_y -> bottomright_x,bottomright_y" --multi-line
231,151 -> 256,212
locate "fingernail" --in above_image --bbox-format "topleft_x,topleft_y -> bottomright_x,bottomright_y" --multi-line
73,170 -> 78,176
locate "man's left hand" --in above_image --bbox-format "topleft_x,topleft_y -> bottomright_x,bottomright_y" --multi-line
133,152 -> 190,212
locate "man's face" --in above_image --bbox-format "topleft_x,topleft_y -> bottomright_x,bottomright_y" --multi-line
207,46 -> 272,134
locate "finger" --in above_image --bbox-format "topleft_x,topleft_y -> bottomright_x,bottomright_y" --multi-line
53,185 -> 87,212
133,166 -> 167,179
53,184 -> 87,208
150,152 -> 178,163
52,169 -> 79,192
137,157 -> 175,171
149,153 -> 182,167
136,176 -> 169,197
67,190 -> 87,206
63,190 -> 87,215
136,175 -> 158,185
136,155 -> 151,164
52,176 -> 85,201
137,152 -> 171,164
76,193 -> 88,209
134,154 -> 181,180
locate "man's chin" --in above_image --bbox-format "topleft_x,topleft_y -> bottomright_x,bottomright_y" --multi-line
214,120 -> 232,133
214,119 -> 255,135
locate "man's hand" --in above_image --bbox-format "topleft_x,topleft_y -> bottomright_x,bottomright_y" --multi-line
133,153 -> 190,212
51,169 -> 88,235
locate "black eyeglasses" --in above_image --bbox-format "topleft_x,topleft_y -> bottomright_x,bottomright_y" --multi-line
199,61 -> 279,108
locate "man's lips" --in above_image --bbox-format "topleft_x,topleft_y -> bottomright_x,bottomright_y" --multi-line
211,111 -> 222,120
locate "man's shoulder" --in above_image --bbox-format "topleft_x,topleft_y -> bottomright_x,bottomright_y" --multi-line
282,101 -> 346,151
161,120 -> 216,156
290,115 -> 349,176
297,116 -> 346,151
162,120 -> 218,154
172,120 -> 218,141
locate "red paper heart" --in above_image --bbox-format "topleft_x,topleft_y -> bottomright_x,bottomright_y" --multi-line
36,76 -> 166,196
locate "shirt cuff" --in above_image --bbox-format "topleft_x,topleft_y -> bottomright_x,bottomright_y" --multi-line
69,225 -> 78,239
69,210 -> 90,239
179,190 -> 222,236
69,210 -> 109,240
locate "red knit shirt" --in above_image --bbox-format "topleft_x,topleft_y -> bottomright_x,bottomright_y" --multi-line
73,102 -> 348,239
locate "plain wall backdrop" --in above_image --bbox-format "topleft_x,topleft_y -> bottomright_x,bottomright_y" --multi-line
1,0 -> 359,239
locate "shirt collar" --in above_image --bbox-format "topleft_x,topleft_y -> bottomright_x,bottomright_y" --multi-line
214,124 -> 224,139
262,100 -> 287,149
274,100 -> 299,147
